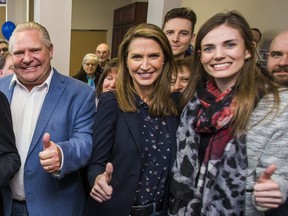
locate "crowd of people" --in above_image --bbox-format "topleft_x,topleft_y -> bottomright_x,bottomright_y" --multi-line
0,6 -> 288,216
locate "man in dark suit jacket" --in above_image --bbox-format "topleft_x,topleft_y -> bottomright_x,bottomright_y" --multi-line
0,92 -> 21,216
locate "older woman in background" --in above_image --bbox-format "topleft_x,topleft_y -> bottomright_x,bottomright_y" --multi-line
96,58 -> 118,97
73,53 -> 99,89
170,56 -> 193,93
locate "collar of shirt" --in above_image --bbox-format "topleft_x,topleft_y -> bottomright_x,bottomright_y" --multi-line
9,68 -> 54,92
86,74 -> 95,80
135,94 -> 148,108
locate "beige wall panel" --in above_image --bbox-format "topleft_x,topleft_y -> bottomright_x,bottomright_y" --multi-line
181,0 -> 288,50
0,6 -> 6,39
70,30 -> 107,76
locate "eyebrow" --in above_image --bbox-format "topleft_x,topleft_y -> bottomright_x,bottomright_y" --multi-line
270,51 -> 283,55
202,39 -> 238,46
129,52 -> 161,56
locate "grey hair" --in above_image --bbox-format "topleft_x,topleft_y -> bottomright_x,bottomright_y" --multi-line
9,21 -> 52,51
82,53 -> 98,65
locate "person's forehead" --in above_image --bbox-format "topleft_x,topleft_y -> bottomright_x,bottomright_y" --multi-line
96,45 -> 109,51
164,18 -> 193,31
85,59 -> 97,63
252,30 -> 260,37
271,34 -> 288,52
107,69 -> 117,76
0,42 -> 7,47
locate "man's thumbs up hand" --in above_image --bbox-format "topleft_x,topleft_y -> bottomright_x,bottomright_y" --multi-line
39,133 -> 62,173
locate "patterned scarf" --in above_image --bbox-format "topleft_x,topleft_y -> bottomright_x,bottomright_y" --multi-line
86,75 -> 95,89
169,80 -> 248,216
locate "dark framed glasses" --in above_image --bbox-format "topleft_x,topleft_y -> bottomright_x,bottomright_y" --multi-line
0,47 -> 8,52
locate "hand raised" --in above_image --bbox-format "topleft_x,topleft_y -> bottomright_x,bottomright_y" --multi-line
39,133 -> 62,173
257,164 -> 276,183
254,164 -> 283,208
90,163 -> 113,202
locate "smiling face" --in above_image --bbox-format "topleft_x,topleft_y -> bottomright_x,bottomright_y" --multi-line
200,24 -> 251,92
163,18 -> 194,59
126,37 -> 164,97
0,42 -> 8,56
83,61 -> 97,76
11,29 -> 53,91
95,43 -> 110,66
102,68 -> 117,93
171,65 -> 191,93
2,54 -> 14,77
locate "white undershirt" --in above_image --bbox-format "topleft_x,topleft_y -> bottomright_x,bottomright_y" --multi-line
9,70 -> 53,200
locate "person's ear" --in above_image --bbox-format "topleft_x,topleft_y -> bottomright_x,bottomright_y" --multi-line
190,33 -> 196,44
245,50 -> 252,60
48,44 -> 54,60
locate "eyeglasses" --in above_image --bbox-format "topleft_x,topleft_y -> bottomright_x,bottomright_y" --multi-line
84,63 -> 97,67
0,47 -> 8,52
96,51 -> 108,55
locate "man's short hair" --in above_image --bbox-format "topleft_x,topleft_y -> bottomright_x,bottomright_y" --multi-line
251,28 -> 262,41
163,7 -> 197,34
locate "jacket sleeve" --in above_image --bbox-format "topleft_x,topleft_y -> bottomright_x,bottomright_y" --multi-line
246,90 -> 288,211
0,91 -> 21,188
87,92 -> 119,187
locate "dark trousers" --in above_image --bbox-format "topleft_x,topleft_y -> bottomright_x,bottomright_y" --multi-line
11,200 -> 29,216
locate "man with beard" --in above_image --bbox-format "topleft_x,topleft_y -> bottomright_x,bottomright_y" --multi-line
265,30 -> 288,216
267,31 -> 288,86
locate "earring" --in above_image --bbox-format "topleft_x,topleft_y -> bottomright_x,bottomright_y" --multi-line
245,54 -> 251,60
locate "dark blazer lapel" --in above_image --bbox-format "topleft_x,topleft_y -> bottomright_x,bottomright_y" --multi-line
27,70 -> 65,157
124,112 -> 142,155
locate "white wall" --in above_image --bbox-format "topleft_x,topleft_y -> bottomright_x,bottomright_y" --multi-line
7,0 -> 72,75
71,0 -> 147,48
6,0 -> 28,23
71,0 -> 288,50
147,0 -> 181,27
34,0 -> 72,75
181,0 -> 288,50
